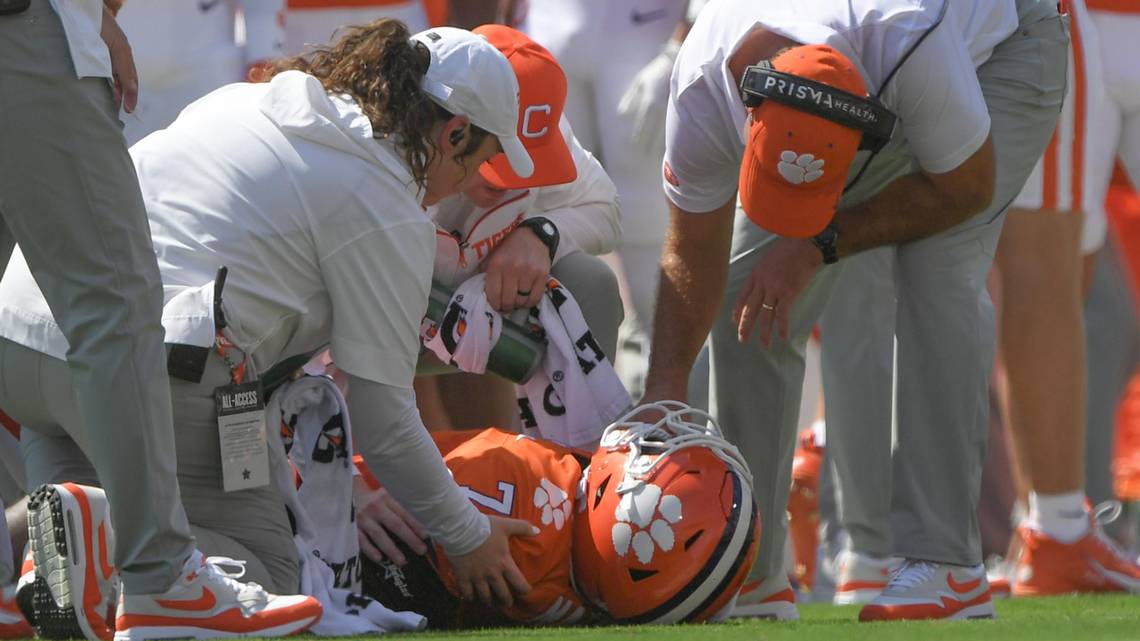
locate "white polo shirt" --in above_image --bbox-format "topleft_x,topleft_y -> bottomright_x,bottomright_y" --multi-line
663,0 -> 1020,213
0,70 -> 433,388
48,0 -> 111,78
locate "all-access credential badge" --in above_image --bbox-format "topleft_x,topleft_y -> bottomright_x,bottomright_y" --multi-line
214,381 -> 270,491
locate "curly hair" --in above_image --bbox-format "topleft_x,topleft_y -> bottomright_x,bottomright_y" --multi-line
264,19 -> 491,188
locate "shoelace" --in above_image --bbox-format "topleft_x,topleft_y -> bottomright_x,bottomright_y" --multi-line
601,401 -> 754,494
884,560 -> 937,591
201,556 -> 268,610
1089,501 -> 1135,563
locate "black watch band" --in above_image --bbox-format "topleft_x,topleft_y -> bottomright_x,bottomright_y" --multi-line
518,216 -> 559,262
812,223 -> 840,265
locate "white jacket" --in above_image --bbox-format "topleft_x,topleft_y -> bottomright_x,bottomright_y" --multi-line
429,117 -> 622,287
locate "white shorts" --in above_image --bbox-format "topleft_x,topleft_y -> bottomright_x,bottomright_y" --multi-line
1087,7 -> 1140,225
284,3 -> 429,54
1013,0 -> 1111,253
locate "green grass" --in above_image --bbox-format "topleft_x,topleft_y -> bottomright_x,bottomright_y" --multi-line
376,596 -> 1140,641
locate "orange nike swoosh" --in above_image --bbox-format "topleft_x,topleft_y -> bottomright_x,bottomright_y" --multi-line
946,574 -> 983,594
97,523 -> 114,581
155,587 -> 216,612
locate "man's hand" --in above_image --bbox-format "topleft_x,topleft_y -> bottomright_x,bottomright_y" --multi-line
447,515 -> 536,608
733,237 -> 821,347
481,227 -> 552,312
353,477 -> 428,565
99,6 -> 138,112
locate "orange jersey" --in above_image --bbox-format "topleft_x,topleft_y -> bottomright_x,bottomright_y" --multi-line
355,428 -> 589,625
433,428 -> 588,626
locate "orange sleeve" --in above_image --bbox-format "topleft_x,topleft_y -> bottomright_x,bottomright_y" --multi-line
1085,0 -> 1140,13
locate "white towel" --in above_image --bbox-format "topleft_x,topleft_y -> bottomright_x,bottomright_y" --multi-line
515,278 -> 631,449
422,275 -> 501,374
267,376 -> 427,635
421,274 -> 630,449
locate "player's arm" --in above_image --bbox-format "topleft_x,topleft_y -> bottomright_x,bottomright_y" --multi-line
642,197 -> 736,402
832,136 -> 995,257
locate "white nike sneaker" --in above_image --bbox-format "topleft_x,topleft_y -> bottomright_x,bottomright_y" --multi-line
832,550 -> 900,605
26,484 -> 118,640
858,560 -> 995,622
729,575 -> 799,620
114,551 -> 322,640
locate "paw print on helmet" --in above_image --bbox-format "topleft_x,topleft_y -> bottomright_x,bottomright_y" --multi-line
611,483 -> 683,563
777,150 -> 825,185
534,477 -> 572,531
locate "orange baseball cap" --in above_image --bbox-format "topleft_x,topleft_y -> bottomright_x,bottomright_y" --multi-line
474,24 -> 577,190
739,45 -> 867,238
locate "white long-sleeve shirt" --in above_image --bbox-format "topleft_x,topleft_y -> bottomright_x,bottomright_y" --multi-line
430,117 -> 622,287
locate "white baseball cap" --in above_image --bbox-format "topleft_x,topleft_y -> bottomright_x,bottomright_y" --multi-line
411,27 -> 534,179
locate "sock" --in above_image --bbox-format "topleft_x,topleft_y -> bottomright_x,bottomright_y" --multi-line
810,419 -> 826,448
1027,491 -> 1089,543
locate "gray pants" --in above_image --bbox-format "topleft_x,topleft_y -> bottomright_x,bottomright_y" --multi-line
0,338 -> 299,593
550,252 -> 624,362
700,1 -> 1068,579
819,248 -> 896,558
0,0 -> 194,593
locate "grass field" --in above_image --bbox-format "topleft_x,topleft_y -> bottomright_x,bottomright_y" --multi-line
393,596 -> 1140,641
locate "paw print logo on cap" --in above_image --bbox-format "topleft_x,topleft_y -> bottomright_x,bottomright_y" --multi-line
534,478 -> 572,530
611,484 -> 683,563
777,151 -> 825,185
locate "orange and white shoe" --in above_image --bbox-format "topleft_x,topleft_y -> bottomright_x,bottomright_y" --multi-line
833,550 -> 899,605
788,428 -> 823,591
985,559 -> 1013,600
858,560 -> 995,622
26,483 -> 118,640
1013,512 -> 1140,596
729,575 -> 799,621
114,550 -> 322,640
0,585 -> 33,639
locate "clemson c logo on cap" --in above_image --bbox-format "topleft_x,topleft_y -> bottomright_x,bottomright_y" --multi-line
521,104 -> 553,139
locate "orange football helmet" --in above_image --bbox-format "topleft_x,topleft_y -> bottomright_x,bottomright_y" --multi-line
572,402 -> 760,624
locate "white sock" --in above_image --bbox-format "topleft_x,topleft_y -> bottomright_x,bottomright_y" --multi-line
810,419 -> 826,448
1027,491 -> 1089,543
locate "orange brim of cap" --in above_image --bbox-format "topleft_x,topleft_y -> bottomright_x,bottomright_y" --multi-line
739,142 -> 844,239
741,172 -> 842,238
480,134 -> 577,189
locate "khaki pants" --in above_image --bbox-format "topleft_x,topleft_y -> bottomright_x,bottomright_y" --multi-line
0,0 -> 194,593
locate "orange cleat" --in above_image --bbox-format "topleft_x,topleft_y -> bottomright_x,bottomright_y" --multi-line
1013,517 -> 1140,596
1113,372 -> 1140,501
788,428 -> 823,591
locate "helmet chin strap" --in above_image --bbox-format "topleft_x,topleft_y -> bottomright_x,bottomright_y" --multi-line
601,401 -> 755,494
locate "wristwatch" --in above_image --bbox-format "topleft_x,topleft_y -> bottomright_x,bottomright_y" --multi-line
518,216 -> 560,263
811,223 -> 840,265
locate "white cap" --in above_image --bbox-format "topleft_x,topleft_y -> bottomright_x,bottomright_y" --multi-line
411,27 -> 534,179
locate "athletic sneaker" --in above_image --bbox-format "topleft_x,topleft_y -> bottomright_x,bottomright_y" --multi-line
984,557 -> 1013,600
114,550 -> 322,640
729,575 -> 800,620
788,428 -> 823,591
26,483 -> 118,640
1013,506 -> 1140,596
833,550 -> 898,605
858,560 -> 995,622
0,585 -> 32,639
